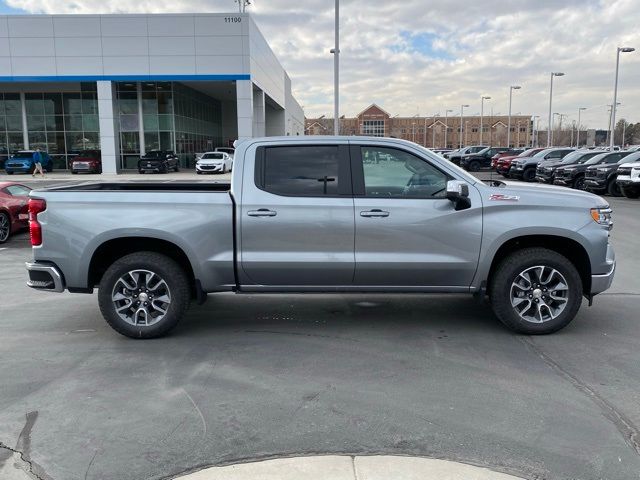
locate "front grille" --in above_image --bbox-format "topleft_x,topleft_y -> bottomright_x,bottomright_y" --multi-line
617,167 -> 632,175
199,165 -> 220,170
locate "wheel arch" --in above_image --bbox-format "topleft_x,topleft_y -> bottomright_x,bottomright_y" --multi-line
88,237 -> 197,296
485,234 -> 592,296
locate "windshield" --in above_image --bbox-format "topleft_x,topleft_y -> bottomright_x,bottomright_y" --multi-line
583,153 -> 610,165
476,147 -> 490,155
559,151 -> 596,164
518,148 -> 539,157
201,153 -> 224,160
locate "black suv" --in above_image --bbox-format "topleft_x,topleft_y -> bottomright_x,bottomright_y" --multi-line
138,151 -> 179,174
554,151 -> 629,190
459,147 -> 512,171
535,150 -> 603,184
584,151 -> 638,196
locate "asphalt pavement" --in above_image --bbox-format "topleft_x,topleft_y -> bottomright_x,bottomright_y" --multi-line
1,172 -> 639,480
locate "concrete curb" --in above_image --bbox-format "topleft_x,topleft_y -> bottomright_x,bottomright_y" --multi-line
173,455 -> 525,480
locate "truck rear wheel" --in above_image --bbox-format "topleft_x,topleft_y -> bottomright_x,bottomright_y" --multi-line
607,178 -> 622,197
98,252 -> 191,339
522,167 -> 536,182
489,248 -> 582,334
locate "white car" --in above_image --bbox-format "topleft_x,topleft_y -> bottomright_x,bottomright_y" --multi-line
195,152 -> 233,174
214,147 -> 235,159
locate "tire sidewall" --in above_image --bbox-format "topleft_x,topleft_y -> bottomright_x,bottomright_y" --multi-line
523,168 -> 536,182
490,248 -> 583,334
98,252 -> 190,338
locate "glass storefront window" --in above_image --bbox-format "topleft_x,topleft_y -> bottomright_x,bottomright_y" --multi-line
120,132 -> 139,154
28,132 -> 47,150
83,132 -> 100,150
82,92 -> 98,114
119,114 -> 139,132
158,114 -> 173,131
27,116 -> 45,132
63,93 -> 82,115
64,115 -> 83,131
158,92 -> 172,114
65,132 -> 85,153
144,132 -> 160,151
6,116 -> 22,132
82,115 -> 99,131
44,93 -> 63,115
143,114 -> 159,131
4,94 -> 21,116
118,92 -> 138,115
25,93 -> 44,115
142,91 -> 158,114
7,133 -> 24,152
45,115 -> 65,131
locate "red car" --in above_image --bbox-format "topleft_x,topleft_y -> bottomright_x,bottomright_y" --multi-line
70,150 -> 102,174
0,182 -> 31,243
490,149 -> 522,168
495,148 -> 545,177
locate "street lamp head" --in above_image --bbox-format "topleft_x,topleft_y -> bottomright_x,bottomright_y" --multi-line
552,72 -> 565,77
482,96 -> 491,100
511,85 -> 521,90
462,104 -> 469,107
446,109 -> 453,113
619,47 -> 635,53
579,107 -> 587,111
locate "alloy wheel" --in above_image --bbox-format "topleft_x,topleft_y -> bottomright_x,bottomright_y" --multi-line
0,213 -> 9,242
510,265 -> 569,323
111,269 -> 172,327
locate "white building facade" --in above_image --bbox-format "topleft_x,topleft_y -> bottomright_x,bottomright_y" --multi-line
0,13 -> 305,172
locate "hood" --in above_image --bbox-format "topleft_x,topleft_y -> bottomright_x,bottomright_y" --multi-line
498,155 -> 519,162
482,181 -> 608,208
538,159 -> 563,167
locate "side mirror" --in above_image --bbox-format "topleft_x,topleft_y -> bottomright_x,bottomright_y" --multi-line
446,180 -> 471,211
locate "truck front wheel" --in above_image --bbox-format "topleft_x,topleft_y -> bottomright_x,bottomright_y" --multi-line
489,248 -> 583,334
621,186 -> 640,199
98,252 -> 191,339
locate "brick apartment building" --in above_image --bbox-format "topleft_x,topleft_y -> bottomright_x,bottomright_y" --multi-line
305,104 -> 533,149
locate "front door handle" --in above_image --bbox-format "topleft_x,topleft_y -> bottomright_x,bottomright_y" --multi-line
247,208 -> 277,217
360,209 -> 390,218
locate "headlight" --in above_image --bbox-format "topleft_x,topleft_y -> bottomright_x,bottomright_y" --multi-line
590,207 -> 612,230
597,167 -> 609,172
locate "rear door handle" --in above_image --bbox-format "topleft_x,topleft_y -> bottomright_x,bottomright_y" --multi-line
247,208 -> 277,217
360,209 -> 389,218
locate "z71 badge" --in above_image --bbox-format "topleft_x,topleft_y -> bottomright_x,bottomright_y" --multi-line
489,193 -> 520,201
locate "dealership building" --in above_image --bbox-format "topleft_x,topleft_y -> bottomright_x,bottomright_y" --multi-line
0,13 -> 304,172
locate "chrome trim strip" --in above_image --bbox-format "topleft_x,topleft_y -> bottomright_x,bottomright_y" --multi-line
25,262 -> 65,293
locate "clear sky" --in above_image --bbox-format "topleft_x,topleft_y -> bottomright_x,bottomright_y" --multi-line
2,0 -> 639,130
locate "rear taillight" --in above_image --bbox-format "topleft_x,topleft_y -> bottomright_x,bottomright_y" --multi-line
29,198 -> 46,246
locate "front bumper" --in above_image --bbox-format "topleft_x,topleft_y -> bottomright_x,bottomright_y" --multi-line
615,175 -> 639,186
196,164 -> 224,173
585,178 -> 606,190
553,177 -> 572,186
591,243 -> 616,295
5,165 -> 31,173
26,262 -> 66,293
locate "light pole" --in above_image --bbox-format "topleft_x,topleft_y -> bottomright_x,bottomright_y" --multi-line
610,47 -> 635,148
431,112 -> 438,148
459,104 -> 469,148
507,86 -> 521,147
534,116 -> 540,147
444,109 -> 453,148
480,96 -> 491,145
330,0 -> 340,135
576,107 -> 586,147
547,72 -> 565,147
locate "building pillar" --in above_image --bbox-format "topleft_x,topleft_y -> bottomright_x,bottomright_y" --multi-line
97,81 -> 119,174
252,88 -> 265,137
236,80 -> 253,142
137,82 -> 145,156
20,92 -> 29,150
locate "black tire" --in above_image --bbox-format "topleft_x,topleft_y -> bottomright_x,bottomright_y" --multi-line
6,171 -> 13,175
71,171 -> 78,174
174,164 -> 180,172
98,252 -> 191,339
47,165 -> 53,173
196,171 -> 202,175
468,161 -> 480,172
621,186 -> 640,199
138,169 -> 144,174
522,167 -> 536,182
573,175 -> 586,190
489,247 -> 583,335
0,212 -> 11,244
607,178 -> 622,197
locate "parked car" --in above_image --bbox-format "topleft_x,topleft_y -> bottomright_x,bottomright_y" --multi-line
4,151 -> 53,175
584,151 -> 637,196
70,150 -> 102,174
138,151 -> 179,174
510,148 -> 574,182
490,149 -> 523,166
616,159 -> 640,198
554,151 -> 629,190
195,151 -> 233,174
459,146 -> 513,171
25,137 -> 615,338
0,182 -> 31,243
495,148 -> 545,177
447,145 -> 485,165
536,150 -> 603,184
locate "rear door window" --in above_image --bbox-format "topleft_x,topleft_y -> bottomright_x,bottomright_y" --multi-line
256,145 -> 349,197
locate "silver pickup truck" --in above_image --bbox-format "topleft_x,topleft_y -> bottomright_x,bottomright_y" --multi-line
25,137 -> 615,338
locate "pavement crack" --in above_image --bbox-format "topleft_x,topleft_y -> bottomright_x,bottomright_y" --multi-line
0,442 -> 46,480
519,336 -> 640,456
182,388 -> 208,439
